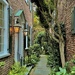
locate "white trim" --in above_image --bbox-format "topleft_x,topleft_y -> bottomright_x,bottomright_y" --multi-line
4,1 -> 9,53
0,0 -> 10,58
29,1 -> 32,12
0,53 -> 10,59
25,0 -> 29,4
0,0 -> 8,5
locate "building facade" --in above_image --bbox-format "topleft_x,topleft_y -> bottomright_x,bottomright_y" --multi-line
58,0 -> 75,62
0,0 -> 33,75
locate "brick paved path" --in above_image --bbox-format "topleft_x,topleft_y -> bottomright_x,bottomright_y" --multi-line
29,55 -> 50,75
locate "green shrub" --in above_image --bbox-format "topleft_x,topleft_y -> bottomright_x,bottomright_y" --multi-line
71,66 -> 75,74
25,54 -> 39,66
48,68 -> 55,75
31,54 -> 39,65
33,44 -> 41,55
49,67 -> 69,75
8,62 -> 28,75
0,62 -> 5,67
48,65 -> 75,75
28,46 -> 34,55
56,67 -> 68,75
29,44 -> 41,57
25,56 -> 29,65
29,44 -> 41,55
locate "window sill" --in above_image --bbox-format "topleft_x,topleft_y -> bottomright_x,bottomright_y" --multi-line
0,53 -> 10,59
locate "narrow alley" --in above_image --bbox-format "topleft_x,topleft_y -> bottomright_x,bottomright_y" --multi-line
29,55 -> 50,75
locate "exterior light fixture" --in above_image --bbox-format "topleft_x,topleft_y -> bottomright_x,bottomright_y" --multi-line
10,24 -> 21,34
10,26 -> 14,35
24,29 -> 28,36
24,28 -> 29,50
14,24 -> 21,33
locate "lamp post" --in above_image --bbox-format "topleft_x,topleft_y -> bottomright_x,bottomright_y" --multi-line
10,24 -> 21,62
15,25 -> 21,62
24,29 -> 29,64
24,29 -> 28,50
14,25 -> 21,62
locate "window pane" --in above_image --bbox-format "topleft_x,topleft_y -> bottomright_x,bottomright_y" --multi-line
25,0 -> 27,3
0,3 -> 2,10
0,44 -> 3,52
0,3 -> 4,53
0,29 -> 1,35
0,36 -> 3,43
0,28 -> 4,35
0,19 -> 3,26
0,28 -> 4,52
0,29 -> 2,35
0,36 -> 1,43
0,11 -> 3,19
0,44 -> 1,51
0,37 -> 3,52
0,2 -> 4,19
1,44 -> 3,52
0,44 -> 2,52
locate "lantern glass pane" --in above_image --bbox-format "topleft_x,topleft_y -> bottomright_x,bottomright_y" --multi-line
14,27 -> 20,33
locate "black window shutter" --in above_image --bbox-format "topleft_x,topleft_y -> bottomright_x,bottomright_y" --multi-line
71,7 -> 75,34
8,6 -> 12,54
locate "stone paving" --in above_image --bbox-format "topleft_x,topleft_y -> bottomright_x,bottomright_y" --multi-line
29,55 -> 50,75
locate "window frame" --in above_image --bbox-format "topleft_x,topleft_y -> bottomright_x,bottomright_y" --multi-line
0,0 -> 10,58
29,1 -> 32,12
0,2 -> 4,53
25,0 -> 29,5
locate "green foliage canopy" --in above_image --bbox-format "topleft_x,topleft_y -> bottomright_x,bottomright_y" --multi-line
32,0 -> 54,29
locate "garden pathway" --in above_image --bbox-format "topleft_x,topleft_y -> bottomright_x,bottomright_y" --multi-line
29,55 -> 50,75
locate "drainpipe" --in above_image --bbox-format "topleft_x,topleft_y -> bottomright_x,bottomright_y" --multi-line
30,26 -> 32,46
25,22 -> 28,49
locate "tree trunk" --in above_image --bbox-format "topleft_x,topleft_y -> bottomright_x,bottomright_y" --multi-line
59,41 -> 65,67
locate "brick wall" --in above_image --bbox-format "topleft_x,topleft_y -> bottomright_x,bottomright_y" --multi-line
0,56 -> 14,75
58,0 -> 75,62
65,0 -> 75,61
8,0 -> 32,26
0,0 -> 32,75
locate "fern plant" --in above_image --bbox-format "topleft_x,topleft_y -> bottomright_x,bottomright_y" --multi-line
8,62 -> 28,75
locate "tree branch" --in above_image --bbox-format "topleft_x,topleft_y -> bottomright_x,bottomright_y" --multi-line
38,7 -> 50,26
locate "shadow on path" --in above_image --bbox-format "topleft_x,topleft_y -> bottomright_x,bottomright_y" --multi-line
29,55 -> 50,75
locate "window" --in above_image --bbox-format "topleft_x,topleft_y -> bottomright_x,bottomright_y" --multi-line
0,1 -> 10,58
29,1 -> 32,12
25,0 -> 29,5
71,7 -> 75,34
25,0 -> 28,3
25,0 -> 32,11
0,3 -> 4,52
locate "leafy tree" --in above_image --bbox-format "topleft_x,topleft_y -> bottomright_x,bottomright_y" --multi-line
33,13 -> 40,27
33,11 -> 45,40
31,0 -> 66,67
34,31 -> 46,45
